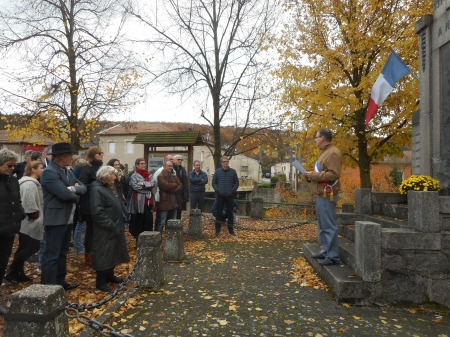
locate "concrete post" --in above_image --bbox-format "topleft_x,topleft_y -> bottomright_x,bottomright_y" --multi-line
251,197 -> 264,219
4,284 -> 69,337
340,202 -> 355,213
188,208 -> 203,238
355,188 -> 372,214
164,219 -> 185,262
355,221 -> 381,282
408,191 -> 440,232
134,231 -> 163,288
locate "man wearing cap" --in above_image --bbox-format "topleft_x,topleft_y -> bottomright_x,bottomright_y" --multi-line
40,142 -> 86,290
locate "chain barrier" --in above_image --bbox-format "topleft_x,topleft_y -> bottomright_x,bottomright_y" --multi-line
201,214 -> 310,232
63,243 -> 149,337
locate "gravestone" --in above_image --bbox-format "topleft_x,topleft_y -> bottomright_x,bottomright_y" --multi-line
414,1 -> 450,195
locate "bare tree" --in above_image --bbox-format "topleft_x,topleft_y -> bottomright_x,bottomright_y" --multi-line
0,0 -> 141,152
127,0 -> 279,168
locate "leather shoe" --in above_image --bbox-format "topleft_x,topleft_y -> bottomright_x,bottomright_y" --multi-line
107,276 -> 124,284
63,283 -> 79,291
311,253 -> 325,259
96,283 -> 112,292
318,258 -> 340,266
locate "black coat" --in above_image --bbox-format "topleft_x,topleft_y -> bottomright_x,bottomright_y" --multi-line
0,174 -> 24,236
89,180 -> 129,271
78,160 -> 102,215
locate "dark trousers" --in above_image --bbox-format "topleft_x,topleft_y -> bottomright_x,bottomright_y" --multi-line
84,215 -> 94,254
190,192 -> 205,212
41,224 -> 72,286
0,235 -> 15,285
176,202 -> 186,220
9,233 -> 40,273
129,205 -> 154,240
215,196 -> 234,225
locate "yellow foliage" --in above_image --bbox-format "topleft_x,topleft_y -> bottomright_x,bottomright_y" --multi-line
271,0 -> 431,188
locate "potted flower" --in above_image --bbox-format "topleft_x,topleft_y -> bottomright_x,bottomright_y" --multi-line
399,175 -> 441,194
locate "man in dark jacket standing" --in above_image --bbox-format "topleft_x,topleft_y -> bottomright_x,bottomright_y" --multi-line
173,155 -> 188,219
40,143 -> 86,290
212,156 -> 239,237
155,161 -> 182,233
188,160 -> 208,212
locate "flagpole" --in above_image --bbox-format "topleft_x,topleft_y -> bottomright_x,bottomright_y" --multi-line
390,48 -> 420,82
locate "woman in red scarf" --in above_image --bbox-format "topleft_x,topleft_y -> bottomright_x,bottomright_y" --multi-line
127,158 -> 156,242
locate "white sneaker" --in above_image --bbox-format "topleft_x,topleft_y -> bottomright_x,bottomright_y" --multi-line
36,268 -> 41,274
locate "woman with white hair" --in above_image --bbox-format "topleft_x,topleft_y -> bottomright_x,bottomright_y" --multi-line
90,165 -> 130,292
0,149 -> 24,287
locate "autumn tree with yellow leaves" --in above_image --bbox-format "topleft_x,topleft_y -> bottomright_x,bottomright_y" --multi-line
0,0 -> 141,152
271,0 -> 431,188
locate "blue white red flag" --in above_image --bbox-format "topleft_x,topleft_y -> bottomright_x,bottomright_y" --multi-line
365,52 -> 411,126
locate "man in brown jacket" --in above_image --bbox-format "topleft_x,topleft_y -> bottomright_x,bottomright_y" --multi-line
304,128 -> 342,266
155,161 -> 182,233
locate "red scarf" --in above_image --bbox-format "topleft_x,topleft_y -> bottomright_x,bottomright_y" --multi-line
135,168 -> 151,181
133,169 -> 153,204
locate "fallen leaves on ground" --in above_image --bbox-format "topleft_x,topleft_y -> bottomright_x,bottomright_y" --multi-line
290,257 -> 329,291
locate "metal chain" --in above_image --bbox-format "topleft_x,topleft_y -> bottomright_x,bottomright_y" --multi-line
201,214 -> 310,232
64,243 -> 149,337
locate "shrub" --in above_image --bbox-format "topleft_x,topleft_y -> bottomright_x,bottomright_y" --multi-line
258,183 -> 272,188
399,175 -> 441,195
270,175 -> 279,184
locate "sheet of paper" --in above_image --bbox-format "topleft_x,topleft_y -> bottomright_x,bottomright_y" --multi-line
291,160 -> 307,174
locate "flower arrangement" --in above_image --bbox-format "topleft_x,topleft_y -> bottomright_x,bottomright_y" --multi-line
399,175 -> 441,195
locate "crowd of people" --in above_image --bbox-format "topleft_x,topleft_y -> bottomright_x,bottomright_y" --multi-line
0,143 -> 243,293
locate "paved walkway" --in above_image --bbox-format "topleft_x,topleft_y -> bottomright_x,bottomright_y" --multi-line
87,240 -> 450,337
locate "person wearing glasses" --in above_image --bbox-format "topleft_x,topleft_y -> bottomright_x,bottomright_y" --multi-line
40,143 -> 86,290
0,150 -> 24,288
173,155 -> 189,219
212,156 -> 239,237
78,146 -> 104,266
128,158 -> 156,243
303,128 -> 342,266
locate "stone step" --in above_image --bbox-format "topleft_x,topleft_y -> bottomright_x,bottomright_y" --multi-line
337,213 -> 408,231
303,243 -> 377,305
338,237 -> 356,272
342,224 -> 355,242
381,203 -> 408,221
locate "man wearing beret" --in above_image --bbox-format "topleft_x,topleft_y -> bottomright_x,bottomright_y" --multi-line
40,142 -> 86,290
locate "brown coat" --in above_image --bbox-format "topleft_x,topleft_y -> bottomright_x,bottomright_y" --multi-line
157,169 -> 183,211
309,143 -> 342,198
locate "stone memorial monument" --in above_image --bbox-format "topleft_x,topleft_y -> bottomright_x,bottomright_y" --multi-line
413,0 -> 450,195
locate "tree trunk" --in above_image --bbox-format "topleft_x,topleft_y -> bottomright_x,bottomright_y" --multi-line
355,107 -> 372,188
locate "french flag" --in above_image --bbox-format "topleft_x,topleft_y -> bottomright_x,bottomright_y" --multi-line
365,52 -> 411,126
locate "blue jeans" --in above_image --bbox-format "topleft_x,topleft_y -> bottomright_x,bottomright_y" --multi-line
41,224 -> 72,286
155,208 -> 177,233
190,192 -> 205,212
73,221 -> 86,254
315,197 -> 340,262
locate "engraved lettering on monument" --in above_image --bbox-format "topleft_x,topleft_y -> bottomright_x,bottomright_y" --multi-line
440,42 -> 450,194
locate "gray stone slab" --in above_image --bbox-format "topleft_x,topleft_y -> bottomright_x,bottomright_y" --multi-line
430,278 -> 450,307
385,271 -> 428,304
134,231 -> 163,288
164,220 -> 185,262
381,228 -> 441,250
372,192 -> 407,205
336,213 -> 368,226
355,221 -> 381,282
442,215 -> 450,231
403,251 -> 450,275
338,237 -> 356,271
381,204 -> 408,220
383,253 -> 405,272
4,284 -> 69,337
340,202 -> 354,213
343,224 -> 355,242
440,196 -> 450,214
408,191 -> 440,232
355,188 -> 372,214
442,232 -> 450,249
251,196 -> 264,219
188,209 -> 203,238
